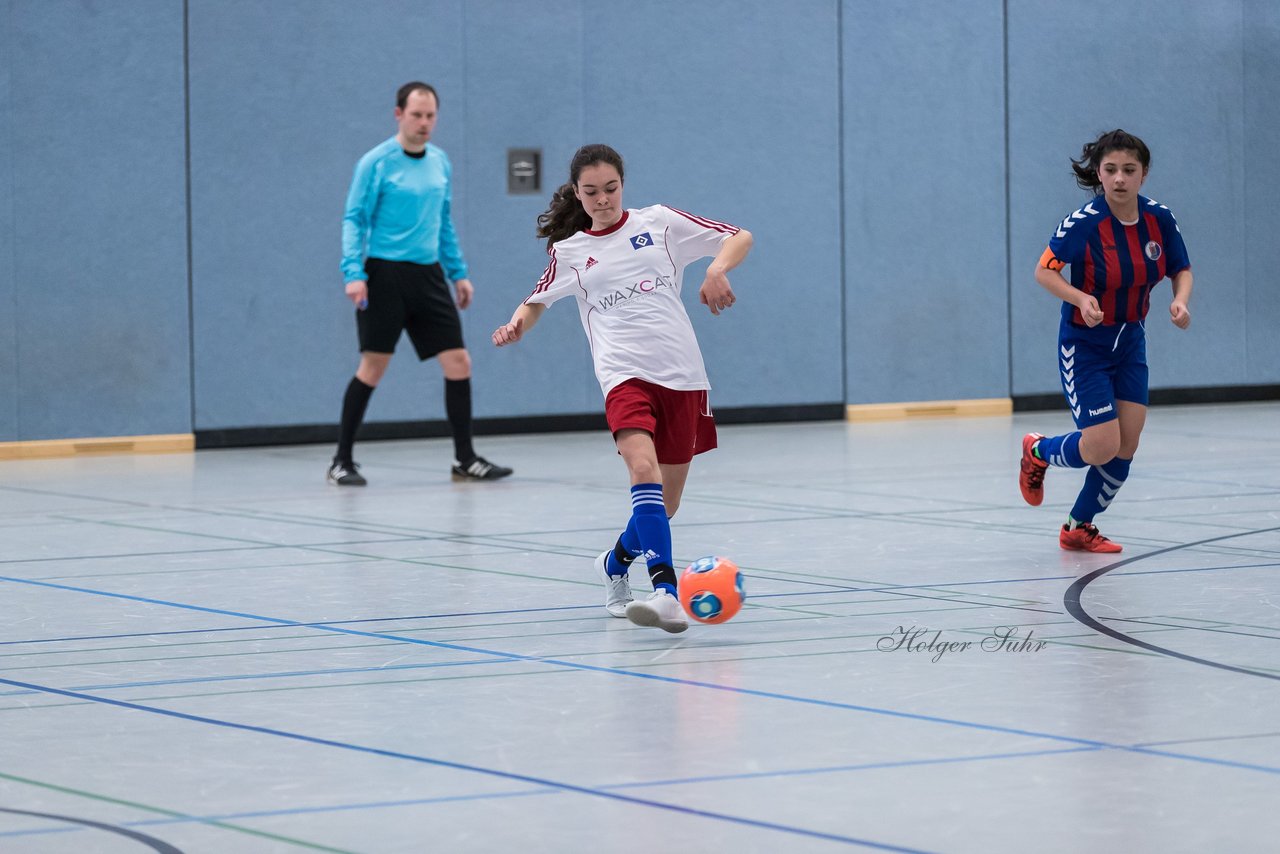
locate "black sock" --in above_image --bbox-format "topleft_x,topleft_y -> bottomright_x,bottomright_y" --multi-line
446,378 -> 476,463
337,377 -> 374,463
647,562 -> 678,593
612,538 -> 637,569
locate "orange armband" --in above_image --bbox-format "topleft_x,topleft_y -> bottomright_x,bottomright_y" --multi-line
1039,247 -> 1065,272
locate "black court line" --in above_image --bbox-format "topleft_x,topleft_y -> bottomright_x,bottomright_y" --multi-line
0,544 -> 291,566
1096,616 -> 1280,645
1134,730 -> 1280,749
0,807 -> 183,852
1063,526 -> 1280,681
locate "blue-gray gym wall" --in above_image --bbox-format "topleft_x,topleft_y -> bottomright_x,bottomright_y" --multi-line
1,0 -> 1277,443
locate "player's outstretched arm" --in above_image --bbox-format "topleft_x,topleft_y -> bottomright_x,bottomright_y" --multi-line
493,302 -> 546,347
700,229 -> 753,316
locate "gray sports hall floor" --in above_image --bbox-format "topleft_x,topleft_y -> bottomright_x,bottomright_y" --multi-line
1,402 -> 1277,853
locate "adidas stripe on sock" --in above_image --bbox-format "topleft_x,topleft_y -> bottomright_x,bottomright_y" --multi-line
629,483 -> 676,594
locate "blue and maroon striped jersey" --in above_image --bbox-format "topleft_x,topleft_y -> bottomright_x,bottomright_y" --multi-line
1039,194 -> 1190,326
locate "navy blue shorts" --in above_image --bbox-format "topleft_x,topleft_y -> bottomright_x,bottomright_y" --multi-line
1058,319 -> 1148,429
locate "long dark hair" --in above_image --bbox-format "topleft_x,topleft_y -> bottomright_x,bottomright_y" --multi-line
1071,129 -> 1150,192
537,144 -> 625,249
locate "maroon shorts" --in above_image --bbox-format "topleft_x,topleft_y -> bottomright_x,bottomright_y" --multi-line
604,378 -> 718,465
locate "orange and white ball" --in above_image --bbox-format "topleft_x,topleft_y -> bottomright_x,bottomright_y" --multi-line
679,556 -> 745,624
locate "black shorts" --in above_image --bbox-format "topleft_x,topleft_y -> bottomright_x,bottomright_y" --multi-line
356,258 -> 464,359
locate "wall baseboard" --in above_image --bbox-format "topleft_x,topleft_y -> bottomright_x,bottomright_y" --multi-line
7,386 -> 1271,458
0,433 -> 195,461
846,398 -> 1013,422
1013,383 -> 1280,412
194,403 -> 847,450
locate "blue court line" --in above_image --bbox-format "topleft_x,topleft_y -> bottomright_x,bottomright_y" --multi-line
0,657 -> 522,698
0,613 -> 1014,697
0,592 -> 976,649
607,746 -> 1103,789
0,613 -> 1042,698
1,553 -> 1274,651
0,604 -> 603,647
3,573 -> 1280,777
0,593 -> 864,648
0,575 -> 1086,745
4,543 -> 1275,649
0,676 -> 934,854
0,745 -> 1103,840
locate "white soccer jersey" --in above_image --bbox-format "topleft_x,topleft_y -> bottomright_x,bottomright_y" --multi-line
526,204 -> 738,397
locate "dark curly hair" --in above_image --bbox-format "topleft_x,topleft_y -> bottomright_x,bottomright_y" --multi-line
1071,129 -> 1150,192
537,144 -> 625,249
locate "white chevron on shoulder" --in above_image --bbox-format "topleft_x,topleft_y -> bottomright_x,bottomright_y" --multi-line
1147,196 -> 1181,231
1056,202 -> 1101,238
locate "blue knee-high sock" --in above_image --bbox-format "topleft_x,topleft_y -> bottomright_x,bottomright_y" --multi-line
628,483 -> 676,595
1036,431 -> 1086,468
1069,456 -> 1131,525
604,516 -> 643,577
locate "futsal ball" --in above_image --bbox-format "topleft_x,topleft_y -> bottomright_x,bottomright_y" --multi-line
678,556 -> 745,624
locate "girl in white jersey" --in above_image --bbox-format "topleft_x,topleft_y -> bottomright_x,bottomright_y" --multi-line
493,144 -> 754,633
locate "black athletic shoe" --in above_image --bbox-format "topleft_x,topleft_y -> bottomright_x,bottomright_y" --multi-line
327,459 -> 367,486
451,456 -> 513,481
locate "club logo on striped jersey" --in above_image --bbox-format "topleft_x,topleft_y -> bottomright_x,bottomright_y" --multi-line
1144,241 -> 1161,261
629,232 -> 653,250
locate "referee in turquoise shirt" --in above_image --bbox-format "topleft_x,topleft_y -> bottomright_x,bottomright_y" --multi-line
330,81 -> 512,486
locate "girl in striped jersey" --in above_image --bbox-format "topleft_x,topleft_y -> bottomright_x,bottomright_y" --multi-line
493,144 -> 753,632
1019,129 -> 1193,552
